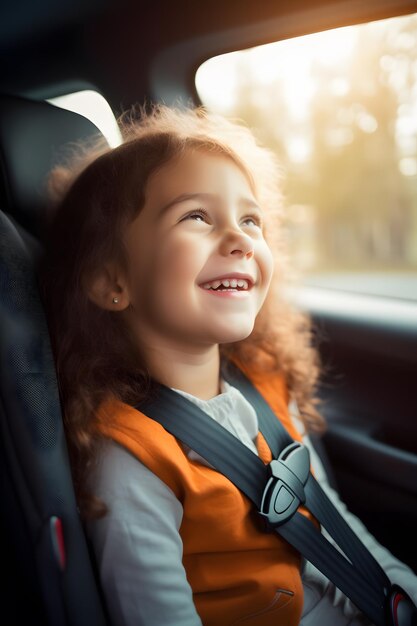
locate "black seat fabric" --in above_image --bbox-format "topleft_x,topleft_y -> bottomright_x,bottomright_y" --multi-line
0,94 -> 108,625
0,93 -> 102,239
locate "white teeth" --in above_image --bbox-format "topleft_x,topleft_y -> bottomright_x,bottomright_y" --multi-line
202,280 -> 220,289
201,278 -> 250,290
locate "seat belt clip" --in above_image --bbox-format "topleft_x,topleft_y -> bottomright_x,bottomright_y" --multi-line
259,442 -> 310,527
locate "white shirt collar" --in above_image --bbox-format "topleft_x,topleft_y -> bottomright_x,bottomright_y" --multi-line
170,379 -> 259,455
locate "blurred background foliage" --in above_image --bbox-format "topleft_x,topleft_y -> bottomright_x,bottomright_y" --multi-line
196,13 -> 417,297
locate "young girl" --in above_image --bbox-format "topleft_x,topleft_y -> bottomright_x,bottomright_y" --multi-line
38,105 -> 417,626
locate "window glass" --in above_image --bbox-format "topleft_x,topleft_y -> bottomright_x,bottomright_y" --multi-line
47,89 -> 122,148
196,14 -> 417,301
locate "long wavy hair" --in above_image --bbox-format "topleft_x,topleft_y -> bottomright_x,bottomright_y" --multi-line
37,104 -> 324,520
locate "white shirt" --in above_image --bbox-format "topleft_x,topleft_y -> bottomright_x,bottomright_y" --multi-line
86,379 -> 417,626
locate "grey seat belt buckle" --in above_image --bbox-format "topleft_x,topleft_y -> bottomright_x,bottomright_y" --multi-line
259,442 -> 310,527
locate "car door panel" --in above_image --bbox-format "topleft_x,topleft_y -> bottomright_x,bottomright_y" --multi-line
294,287 -> 417,572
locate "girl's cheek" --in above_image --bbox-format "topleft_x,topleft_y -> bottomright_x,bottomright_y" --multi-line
158,240 -> 198,286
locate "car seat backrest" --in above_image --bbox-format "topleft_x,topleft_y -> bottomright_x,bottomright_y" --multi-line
0,94 -> 101,238
0,93 -> 109,626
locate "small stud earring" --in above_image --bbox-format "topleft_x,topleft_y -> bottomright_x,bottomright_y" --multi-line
112,297 -> 119,304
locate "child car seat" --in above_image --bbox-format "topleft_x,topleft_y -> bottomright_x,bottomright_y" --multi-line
0,93 -> 109,626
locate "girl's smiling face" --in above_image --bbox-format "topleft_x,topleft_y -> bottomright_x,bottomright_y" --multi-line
122,150 -> 274,350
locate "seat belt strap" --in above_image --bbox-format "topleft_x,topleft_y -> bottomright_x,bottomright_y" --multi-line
142,384 -> 269,502
136,362 -> 415,626
221,359 -> 390,588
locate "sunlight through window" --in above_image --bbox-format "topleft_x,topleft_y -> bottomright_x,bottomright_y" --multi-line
47,90 -> 122,148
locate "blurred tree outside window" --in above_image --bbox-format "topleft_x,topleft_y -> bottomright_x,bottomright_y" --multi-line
196,13 -> 417,301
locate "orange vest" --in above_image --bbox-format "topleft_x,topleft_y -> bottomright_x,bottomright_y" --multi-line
96,358 -> 312,625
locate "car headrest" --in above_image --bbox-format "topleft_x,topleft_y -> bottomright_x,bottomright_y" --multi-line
0,93 -> 104,239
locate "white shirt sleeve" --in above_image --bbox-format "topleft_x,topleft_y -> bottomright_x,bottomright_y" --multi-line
85,441 -> 203,626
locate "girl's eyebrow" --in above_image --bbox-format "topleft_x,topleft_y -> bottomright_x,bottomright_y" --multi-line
157,192 -> 260,218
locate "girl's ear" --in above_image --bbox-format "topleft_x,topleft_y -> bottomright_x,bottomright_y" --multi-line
83,263 -> 130,311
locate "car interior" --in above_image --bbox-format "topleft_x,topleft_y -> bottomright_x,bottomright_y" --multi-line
1,1 -> 416,624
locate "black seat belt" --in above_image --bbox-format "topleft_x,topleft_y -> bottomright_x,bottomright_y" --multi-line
136,359 -> 417,626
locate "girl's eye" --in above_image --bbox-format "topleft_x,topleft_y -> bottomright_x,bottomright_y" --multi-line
182,208 -> 209,223
242,214 -> 262,228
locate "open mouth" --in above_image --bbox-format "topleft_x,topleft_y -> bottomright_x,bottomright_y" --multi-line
199,277 -> 254,292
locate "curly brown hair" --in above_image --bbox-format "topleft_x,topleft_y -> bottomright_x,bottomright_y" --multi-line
37,103 -> 324,520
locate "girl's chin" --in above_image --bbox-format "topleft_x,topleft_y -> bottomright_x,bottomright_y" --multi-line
212,325 -> 255,345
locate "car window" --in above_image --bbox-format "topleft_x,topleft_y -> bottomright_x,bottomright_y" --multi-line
47,89 -> 122,147
196,13 -> 417,302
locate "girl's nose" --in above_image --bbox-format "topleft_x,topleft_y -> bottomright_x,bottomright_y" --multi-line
219,229 -> 255,259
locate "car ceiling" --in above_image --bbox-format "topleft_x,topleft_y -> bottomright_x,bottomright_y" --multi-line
1,0 -> 417,112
